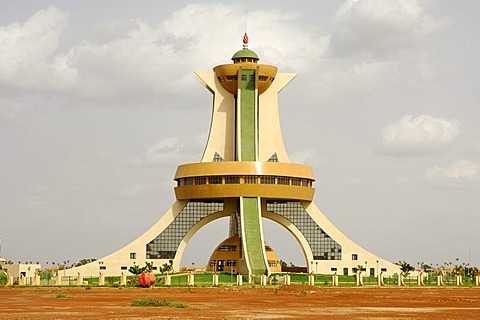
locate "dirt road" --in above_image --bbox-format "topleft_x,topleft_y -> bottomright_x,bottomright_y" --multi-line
1,285 -> 479,319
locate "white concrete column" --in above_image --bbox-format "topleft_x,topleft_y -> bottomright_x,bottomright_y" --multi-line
398,273 -> 405,286
20,274 -> 26,286
165,274 -> 171,286
34,273 -> 41,286
456,274 -> 463,286
332,273 -> 338,287
308,274 -> 315,286
417,272 -> 425,286
236,274 -> 243,286
377,272 -> 385,286
213,273 -> 219,286
475,275 -> 480,286
356,271 -> 363,286
120,273 -> 126,286
437,273 -> 444,286
6,274 -> 13,286
261,274 -> 267,286
188,272 -> 194,286
55,272 -> 62,286
99,273 -> 105,286
77,273 -> 83,286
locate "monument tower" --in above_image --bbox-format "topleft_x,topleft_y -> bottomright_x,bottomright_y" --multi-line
67,35 -> 399,279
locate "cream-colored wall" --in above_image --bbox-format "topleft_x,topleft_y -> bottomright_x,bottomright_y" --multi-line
301,202 -> 400,275
258,73 -> 296,163
195,72 -> 235,162
63,201 -> 189,277
0,263 -> 41,278
195,71 -> 296,164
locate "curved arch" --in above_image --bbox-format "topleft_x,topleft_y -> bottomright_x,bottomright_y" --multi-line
173,210 -> 231,270
262,211 -> 313,267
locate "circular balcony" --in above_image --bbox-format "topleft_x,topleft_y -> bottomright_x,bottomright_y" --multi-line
174,161 -> 315,201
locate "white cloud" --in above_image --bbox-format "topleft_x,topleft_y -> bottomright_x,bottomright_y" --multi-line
331,0 -> 448,58
380,114 -> 459,155
0,4 -> 329,103
425,160 -> 480,185
0,6 -> 76,91
0,2 -> 445,108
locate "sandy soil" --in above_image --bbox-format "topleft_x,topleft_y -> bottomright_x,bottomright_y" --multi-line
1,285 -> 480,319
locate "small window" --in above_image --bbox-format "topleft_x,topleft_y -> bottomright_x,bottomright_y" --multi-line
261,176 -> 275,184
352,254 -> 358,261
331,267 -> 337,272
130,252 -> 137,259
195,177 -> 207,185
121,266 -> 128,270
343,267 -> 349,276
208,176 -> 222,184
381,268 -> 387,272
100,265 -> 107,270
244,176 -> 258,184
277,176 -> 289,185
178,179 -> 185,186
185,178 -> 194,185
241,74 -> 247,81
249,75 -> 255,81
210,260 -> 216,267
291,178 -> 301,186
301,179 -> 309,187
226,260 -> 236,266
217,76 -> 225,82
268,260 -> 277,267
152,266 -> 157,270
218,245 -> 236,251
225,175 -> 240,184
226,75 -> 237,81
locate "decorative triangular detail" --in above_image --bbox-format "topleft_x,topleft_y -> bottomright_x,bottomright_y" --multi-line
267,153 -> 278,162
213,152 -> 224,162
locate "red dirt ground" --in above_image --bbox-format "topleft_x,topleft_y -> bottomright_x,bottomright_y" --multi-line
1,285 -> 480,319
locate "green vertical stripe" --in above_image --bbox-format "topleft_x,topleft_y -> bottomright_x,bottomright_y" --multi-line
242,197 -> 267,275
239,69 -> 256,161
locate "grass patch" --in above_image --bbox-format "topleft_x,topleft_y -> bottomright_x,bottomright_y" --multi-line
55,293 -> 74,299
131,297 -> 189,308
131,298 -> 189,308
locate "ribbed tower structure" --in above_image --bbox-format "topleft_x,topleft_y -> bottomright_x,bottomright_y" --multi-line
65,35 -> 399,280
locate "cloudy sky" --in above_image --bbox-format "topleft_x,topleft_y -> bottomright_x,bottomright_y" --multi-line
1,0 -> 479,269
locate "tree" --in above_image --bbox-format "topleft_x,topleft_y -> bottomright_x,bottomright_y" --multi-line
128,263 -> 146,276
160,260 -> 173,273
396,261 -> 415,276
128,262 -> 156,275
74,258 -> 97,267
420,263 -> 433,273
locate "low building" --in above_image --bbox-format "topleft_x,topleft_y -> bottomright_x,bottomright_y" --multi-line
0,259 -> 41,281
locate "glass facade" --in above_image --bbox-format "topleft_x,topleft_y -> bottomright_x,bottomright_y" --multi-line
146,201 -> 224,259
177,175 -> 314,187
266,201 -> 342,260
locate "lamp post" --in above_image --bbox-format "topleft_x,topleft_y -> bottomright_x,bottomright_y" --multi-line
376,260 -> 379,278
315,261 -> 318,274
310,261 -> 313,274
365,261 -> 368,284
